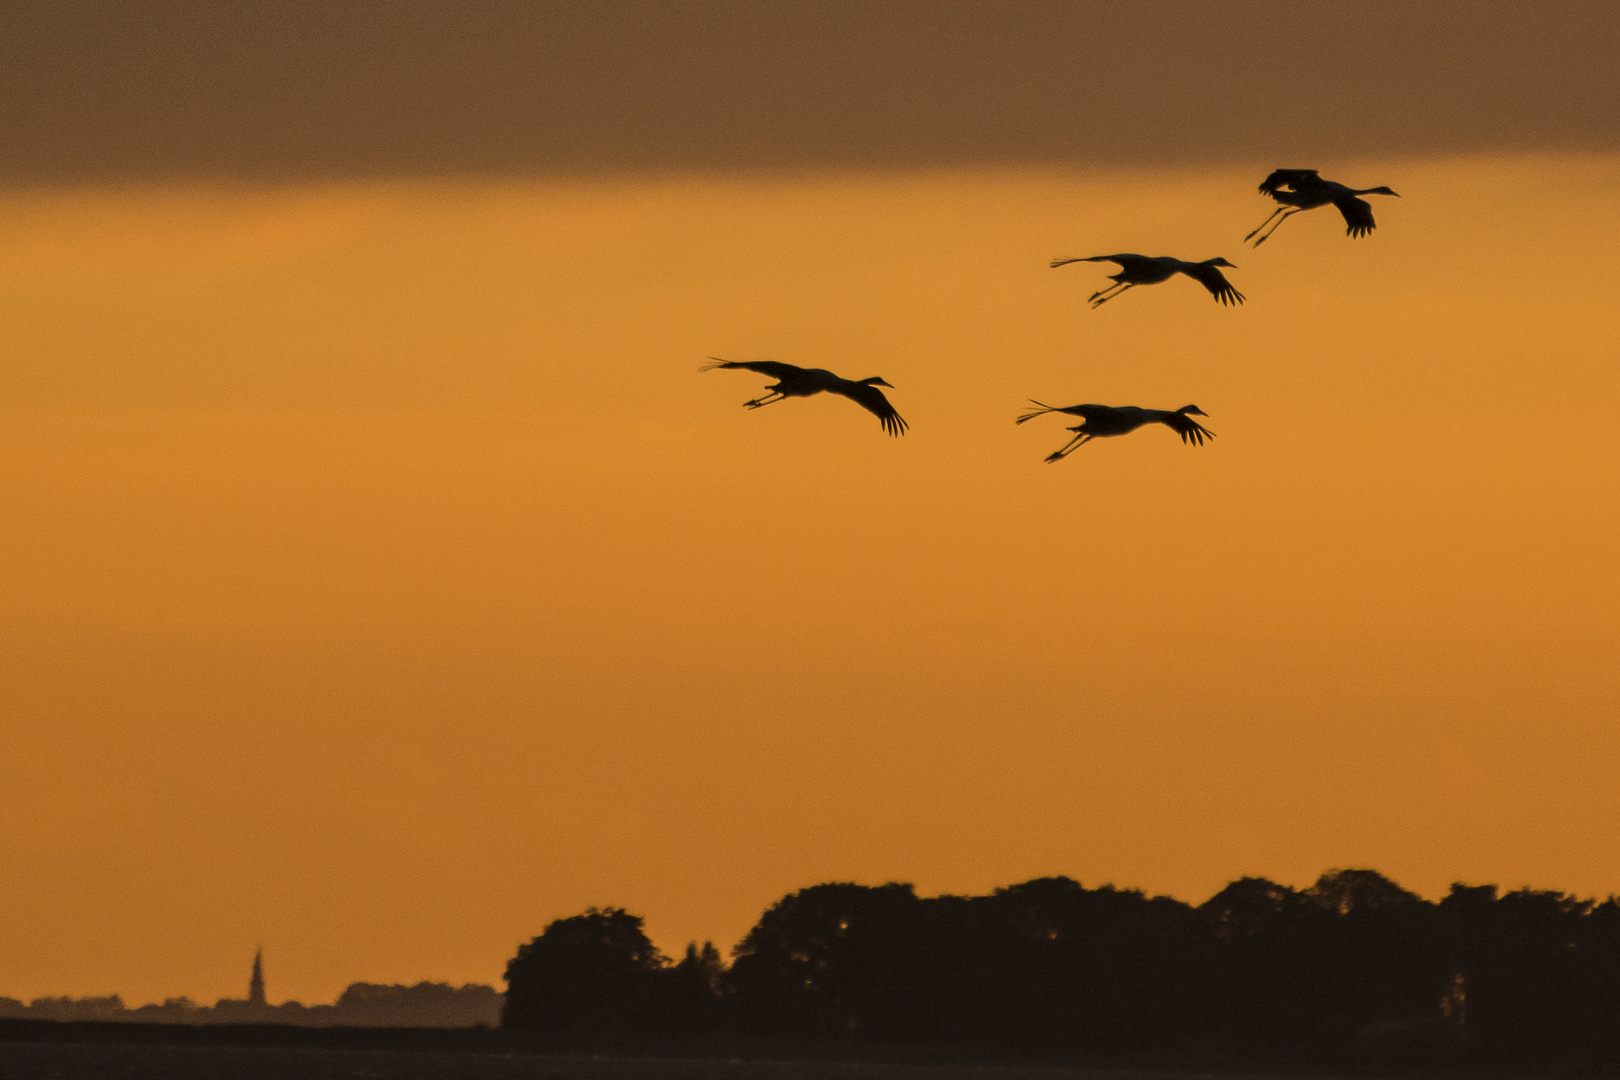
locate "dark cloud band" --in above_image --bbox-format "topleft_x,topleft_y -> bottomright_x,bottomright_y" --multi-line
2,0 -> 1616,183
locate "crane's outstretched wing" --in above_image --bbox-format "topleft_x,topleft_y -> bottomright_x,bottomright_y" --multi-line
831,382 -> 908,436
1016,400 -> 1105,425
1258,169 -> 1319,195
700,358 -> 807,379
1161,412 -> 1216,445
1332,196 -> 1377,238
1182,264 -> 1245,306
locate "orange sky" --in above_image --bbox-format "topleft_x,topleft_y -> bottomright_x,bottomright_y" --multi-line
1,155 -> 1617,1006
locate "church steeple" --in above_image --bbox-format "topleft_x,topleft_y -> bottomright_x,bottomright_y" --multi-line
248,948 -> 266,1006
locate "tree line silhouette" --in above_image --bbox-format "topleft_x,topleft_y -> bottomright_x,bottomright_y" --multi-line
504,870 -> 1620,1067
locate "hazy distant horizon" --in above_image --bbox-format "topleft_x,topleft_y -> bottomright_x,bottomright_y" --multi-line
2,973 -> 502,1027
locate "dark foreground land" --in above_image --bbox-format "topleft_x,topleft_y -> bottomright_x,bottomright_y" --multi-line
0,1021 -> 1600,1080
0,1044 -> 1106,1080
0,1044 -> 1241,1080
0,1028 -> 1202,1080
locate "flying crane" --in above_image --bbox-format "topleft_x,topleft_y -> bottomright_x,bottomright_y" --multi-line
1245,169 -> 1400,246
702,359 -> 909,437
1049,255 -> 1244,308
1016,401 -> 1214,462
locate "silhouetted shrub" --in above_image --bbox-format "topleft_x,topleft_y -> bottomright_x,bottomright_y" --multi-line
727,882 -> 926,1038
651,941 -> 727,1034
504,906 -> 696,1033
1440,883 -> 1592,1060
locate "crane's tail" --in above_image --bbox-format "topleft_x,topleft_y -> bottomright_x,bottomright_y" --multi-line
1015,400 -> 1064,425
1049,257 -> 1090,269
699,357 -> 739,372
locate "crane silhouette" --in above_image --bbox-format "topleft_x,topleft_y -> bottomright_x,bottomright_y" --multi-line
1016,401 -> 1214,462
702,359 -> 908,436
1245,169 -> 1400,246
1049,255 -> 1244,308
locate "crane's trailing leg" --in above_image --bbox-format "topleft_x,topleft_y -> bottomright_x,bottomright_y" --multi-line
1243,207 -> 1286,244
1250,209 -> 1299,247
1089,283 -> 1133,308
742,392 -> 786,409
1044,432 -> 1092,462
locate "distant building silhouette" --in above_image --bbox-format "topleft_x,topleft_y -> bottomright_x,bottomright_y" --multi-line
249,948 -> 266,1007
